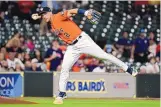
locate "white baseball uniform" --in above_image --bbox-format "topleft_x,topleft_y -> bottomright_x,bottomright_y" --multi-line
59,31 -> 128,92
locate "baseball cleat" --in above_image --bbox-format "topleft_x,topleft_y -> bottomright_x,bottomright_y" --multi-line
53,92 -> 67,104
53,97 -> 63,104
132,71 -> 138,77
126,66 -> 138,77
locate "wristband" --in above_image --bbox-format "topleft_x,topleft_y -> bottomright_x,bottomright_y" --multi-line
78,9 -> 86,15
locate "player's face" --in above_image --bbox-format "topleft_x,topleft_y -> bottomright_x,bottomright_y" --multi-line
42,12 -> 51,22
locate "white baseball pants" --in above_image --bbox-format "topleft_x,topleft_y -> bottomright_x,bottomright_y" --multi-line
59,32 -> 128,92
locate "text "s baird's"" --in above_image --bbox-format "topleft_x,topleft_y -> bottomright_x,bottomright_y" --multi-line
66,80 -> 106,92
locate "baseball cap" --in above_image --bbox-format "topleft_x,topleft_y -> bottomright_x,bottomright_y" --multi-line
38,7 -> 51,15
140,29 -> 146,36
140,29 -> 145,33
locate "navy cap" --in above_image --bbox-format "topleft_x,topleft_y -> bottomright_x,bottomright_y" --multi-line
38,7 -> 51,15
140,29 -> 145,33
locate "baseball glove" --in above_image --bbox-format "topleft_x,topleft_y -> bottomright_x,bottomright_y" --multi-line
86,9 -> 101,25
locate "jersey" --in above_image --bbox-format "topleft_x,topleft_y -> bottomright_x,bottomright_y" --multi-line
50,10 -> 82,44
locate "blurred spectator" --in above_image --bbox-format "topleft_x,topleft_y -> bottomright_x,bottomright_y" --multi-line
93,60 -> 106,72
25,38 -> 35,52
104,40 -> 113,53
140,57 -> 160,74
148,32 -> 155,40
85,58 -> 99,72
148,39 -> 157,58
24,53 -> 31,66
7,49 -> 16,68
20,35 -> 25,45
72,59 -> 85,72
0,53 -> 5,72
31,58 -> 42,72
0,1 -> 6,21
156,43 -> 160,57
139,66 -> 146,74
0,64 -> 4,72
15,62 -> 23,72
6,33 -> 23,53
56,64 -> 62,71
0,47 -> 7,58
19,36 -> 26,50
44,40 -> 63,71
0,60 -> 9,72
0,11 -> 4,22
6,49 -> 25,71
34,49 -> 43,62
17,52 -> 25,63
112,32 -> 132,58
156,43 -> 160,63
24,60 -> 32,71
131,30 -> 149,63
71,54 -> 87,72
0,53 -> 5,62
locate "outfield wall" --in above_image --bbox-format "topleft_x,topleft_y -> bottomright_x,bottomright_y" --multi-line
136,74 -> 160,98
0,72 -> 160,98
24,72 -> 53,97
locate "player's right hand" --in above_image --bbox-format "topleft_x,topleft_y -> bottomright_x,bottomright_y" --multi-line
31,13 -> 41,20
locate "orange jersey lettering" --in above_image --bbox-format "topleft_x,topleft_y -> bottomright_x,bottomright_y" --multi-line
51,10 -> 82,44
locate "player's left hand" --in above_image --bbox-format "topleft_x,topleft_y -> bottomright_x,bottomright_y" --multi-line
86,9 -> 101,24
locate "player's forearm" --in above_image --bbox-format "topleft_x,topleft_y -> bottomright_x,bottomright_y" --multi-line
67,8 -> 88,16
68,9 -> 79,14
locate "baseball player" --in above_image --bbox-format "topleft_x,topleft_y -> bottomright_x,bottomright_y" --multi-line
32,7 -> 137,104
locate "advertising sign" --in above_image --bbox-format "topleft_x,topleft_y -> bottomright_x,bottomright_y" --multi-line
53,73 -> 136,98
0,72 -> 24,97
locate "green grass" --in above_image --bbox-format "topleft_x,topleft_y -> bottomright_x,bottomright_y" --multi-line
0,97 -> 160,107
